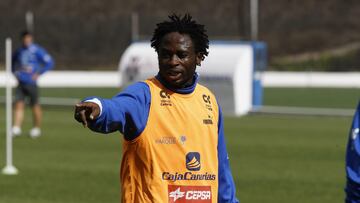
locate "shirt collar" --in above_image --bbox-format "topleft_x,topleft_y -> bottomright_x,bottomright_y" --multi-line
155,73 -> 199,94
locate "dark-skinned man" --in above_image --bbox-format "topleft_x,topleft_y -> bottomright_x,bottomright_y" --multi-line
74,14 -> 239,203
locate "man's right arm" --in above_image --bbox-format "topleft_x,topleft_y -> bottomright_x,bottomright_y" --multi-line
217,105 -> 240,203
74,82 -> 151,140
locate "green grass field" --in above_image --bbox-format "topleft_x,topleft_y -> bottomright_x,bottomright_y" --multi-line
0,87 -> 358,203
264,87 -> 359,109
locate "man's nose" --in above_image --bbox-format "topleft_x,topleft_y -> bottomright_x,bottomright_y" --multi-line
169,55 -> 180,66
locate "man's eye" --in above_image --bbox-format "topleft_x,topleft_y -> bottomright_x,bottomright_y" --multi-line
160,53 -> 171,58
178,53 -> 188,59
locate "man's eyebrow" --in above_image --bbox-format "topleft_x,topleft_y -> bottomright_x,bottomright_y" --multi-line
159,47 -> 171,52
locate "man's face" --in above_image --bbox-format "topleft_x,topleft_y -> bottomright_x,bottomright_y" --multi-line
22,34 -> 33,47
157,32 -> 201,89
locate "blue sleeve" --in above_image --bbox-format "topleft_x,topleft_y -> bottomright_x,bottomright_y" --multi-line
88,82 -> 151,141
346,101 -> 360,202
217,104 -> 240,203
35,46 -> 54,74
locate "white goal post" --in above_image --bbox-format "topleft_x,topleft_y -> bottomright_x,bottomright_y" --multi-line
2,38 -> 18,175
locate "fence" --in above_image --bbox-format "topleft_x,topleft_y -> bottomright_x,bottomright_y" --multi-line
1,1 -> 360,70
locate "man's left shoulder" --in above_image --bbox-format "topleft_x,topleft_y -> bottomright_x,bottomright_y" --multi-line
196,82 -> 216,96
196,82 -> 219,108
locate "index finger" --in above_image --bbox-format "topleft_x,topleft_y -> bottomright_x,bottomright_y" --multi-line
74,103 -> 91,124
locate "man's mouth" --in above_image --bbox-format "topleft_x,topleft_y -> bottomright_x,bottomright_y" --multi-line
166,70 -> 182,79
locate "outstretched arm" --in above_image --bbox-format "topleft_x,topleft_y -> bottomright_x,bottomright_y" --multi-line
74,82 -> 151,140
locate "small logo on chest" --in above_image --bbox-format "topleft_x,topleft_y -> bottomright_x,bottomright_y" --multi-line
155,137 -> 177,144
155,135 -> 187,145
160,90 -> 172,106
203,115 -> 213,125
202,94 -> 212,111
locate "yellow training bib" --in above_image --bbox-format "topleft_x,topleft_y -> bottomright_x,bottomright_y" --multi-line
120,78 -> 219,203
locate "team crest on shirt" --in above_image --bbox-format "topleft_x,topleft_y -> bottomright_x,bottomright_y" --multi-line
202,94 -> 211,104
202,94 -> 213,111
160,90 -> 172,106
201,94 -> 214,125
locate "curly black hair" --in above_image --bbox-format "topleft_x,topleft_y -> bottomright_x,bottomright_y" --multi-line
150,14 -> 209,61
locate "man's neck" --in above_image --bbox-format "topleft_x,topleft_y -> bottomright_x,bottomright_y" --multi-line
155,73 -> 198,94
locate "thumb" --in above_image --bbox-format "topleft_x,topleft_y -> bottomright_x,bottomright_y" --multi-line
89,105 -> 100,120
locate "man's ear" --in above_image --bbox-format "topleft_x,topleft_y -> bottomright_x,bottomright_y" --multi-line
196,53 -> 203,66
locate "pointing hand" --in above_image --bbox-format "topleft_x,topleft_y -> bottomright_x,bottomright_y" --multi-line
74,102 -> 100,128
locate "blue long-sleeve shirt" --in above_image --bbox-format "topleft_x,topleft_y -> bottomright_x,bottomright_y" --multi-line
346,101 -> 360,203
87,73 -> 239,202
12,43 -> 54,85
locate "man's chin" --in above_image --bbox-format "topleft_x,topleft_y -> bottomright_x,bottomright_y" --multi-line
159,74 -> 188,89
164,78 -> 183,89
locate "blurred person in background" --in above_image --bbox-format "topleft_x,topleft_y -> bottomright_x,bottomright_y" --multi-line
12,31 -> 54,138
74,14 -> 239,203
345,101 -> 360,202
125,56 -> 140,83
